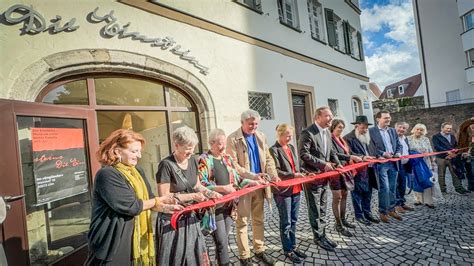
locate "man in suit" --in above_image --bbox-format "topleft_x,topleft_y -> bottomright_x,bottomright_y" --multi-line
394,122 -> 415,213
369,110 -> 403,223
432,122 -> 469,194
227,109 -> 279,266
344,115 -> 379,226
298,106 -> 342,252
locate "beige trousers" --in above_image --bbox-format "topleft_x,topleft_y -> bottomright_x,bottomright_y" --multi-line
414,188 -> 433,205
236,190 -> 265,259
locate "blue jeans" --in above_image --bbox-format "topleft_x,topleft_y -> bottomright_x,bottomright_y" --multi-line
376,163 -> 398,215
274,193 -> 301,253
396,164 -> 409,206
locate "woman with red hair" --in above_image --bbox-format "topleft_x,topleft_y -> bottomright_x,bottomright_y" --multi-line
86,129 -> 182,265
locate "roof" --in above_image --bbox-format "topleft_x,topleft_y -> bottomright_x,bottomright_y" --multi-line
380,74 -> 422,99
369,82 -> 381,98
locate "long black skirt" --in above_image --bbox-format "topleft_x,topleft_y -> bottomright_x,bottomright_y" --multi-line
156,213 -> 209,266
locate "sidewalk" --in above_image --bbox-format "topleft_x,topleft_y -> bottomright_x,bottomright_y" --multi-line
205,191 -> 474,265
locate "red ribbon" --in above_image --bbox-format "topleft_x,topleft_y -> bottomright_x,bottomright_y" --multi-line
170,148 -> 464,229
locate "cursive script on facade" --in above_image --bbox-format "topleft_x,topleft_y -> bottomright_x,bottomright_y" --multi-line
2,4 -> 210,75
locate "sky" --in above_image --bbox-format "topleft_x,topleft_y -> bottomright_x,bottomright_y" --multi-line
360,0 -> 420,90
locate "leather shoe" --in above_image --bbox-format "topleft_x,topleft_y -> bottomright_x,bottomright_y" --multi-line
365,215 -> 380,224
335,224 -> 353,237
388,211 -> 403,221
314,238 -> 335,252
380,214 -> 390,223
285,251 -> 303,263
395,206 -> 406,213
425,204 -> 435,209
355,217 -> 371,226
255,251 -> 274,265
402,204 -> 415,211
322,235 -> 338,248
414,202 -> 422,206
239,258 -> 252,266
293,248 -> 307,259
342,218 -> 356,229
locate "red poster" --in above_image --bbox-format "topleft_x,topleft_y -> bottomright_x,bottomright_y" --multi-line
31,128 -> 88,205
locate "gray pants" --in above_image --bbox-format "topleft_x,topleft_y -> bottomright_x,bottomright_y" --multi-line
212,210 -> 233,265
436,157 -> 463,191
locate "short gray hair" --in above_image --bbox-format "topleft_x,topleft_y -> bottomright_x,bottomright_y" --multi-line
411,123 -> 428,136
395,121 -> 409,128
173,126 -> 199,146
208,128 -> 226,145
241,109 -> 261,122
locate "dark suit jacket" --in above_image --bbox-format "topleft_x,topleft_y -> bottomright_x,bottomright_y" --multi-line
269,142 -> 300,196
298,123 -> 341,187
369,126 -> 403,158
344,129 -> 379,189
432,132 -> 457,159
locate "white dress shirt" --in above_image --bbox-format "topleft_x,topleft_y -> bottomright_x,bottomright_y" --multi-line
315,123 -> 328,156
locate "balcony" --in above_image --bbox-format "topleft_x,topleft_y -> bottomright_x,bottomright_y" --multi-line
461,28 -> 474,51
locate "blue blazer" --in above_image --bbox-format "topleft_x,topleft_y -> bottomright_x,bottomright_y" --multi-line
369,126 -> 403,158
432,132 -> 457,159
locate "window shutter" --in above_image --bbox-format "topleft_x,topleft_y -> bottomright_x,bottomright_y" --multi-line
325,8 -> 336,47
357,32 -> 364,60
343,21 -> 351,54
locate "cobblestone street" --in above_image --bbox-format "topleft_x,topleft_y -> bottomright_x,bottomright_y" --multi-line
206,190 -> 474,265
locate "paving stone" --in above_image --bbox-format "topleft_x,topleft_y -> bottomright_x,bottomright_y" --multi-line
210,192 -> 474,264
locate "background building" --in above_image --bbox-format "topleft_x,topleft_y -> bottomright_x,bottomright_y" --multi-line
413,0 -> 474,108
0,0 -> 374,264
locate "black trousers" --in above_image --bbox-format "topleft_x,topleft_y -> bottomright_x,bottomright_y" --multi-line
303,183 -> 327,240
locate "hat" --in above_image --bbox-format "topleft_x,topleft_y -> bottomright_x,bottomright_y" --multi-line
351,115 -> 373,125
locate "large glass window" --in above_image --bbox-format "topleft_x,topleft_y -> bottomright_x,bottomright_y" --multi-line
463,10 -> 474,32
95,78 -> 165,106
42,80 -> 88,105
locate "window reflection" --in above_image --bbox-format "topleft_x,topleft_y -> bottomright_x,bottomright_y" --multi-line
95,78 -> 165,106
42,80 -> 88,105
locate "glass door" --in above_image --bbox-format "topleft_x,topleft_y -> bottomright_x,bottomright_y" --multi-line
0,100 -> 99,266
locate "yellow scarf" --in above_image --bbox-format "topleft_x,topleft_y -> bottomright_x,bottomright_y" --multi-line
114,163 -> 155,265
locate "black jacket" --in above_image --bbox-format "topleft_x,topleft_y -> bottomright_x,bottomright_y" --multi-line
298,123 -> 341,186
269,141 -> 300,196
432,132 -> 457,159
87,166 -> 154,262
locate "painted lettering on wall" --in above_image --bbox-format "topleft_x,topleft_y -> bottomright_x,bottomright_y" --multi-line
2,4 -> 210,75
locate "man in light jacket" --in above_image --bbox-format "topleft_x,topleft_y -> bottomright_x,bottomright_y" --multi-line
227,109 -> 278,266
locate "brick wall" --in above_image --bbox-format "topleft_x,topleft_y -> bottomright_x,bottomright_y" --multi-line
380,103 -> 474,140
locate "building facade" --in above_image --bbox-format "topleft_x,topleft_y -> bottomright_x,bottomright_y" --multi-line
413,0 -> 474,108
0,0 -> 373,264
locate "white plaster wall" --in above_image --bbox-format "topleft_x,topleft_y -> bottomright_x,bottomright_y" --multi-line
414,0 -> 474,106
155,0 -> 368,76
0,0 -> 371,142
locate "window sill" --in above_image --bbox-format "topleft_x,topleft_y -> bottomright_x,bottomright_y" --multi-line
461,27 -> 474,36
279,20 -> 302,33
311,36 -> 327,45
334,47 -> 347,55
465,65 -> 474,70
351,55 -> 362,61
233,1 -> 263,15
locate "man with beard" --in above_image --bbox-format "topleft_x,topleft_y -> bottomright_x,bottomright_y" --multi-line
298,106 -> 342,251
344,116 -> 379,226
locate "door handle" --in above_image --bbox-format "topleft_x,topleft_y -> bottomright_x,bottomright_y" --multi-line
2,195 -> 24,210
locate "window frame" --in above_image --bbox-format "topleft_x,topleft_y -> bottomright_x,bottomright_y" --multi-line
398,85 -> 405,95
466,48 -> 474,68
387,89 -> 393,98
278,0 -> 301,31
462,9 -> 474,33
37,73 -> 202,153
233,0 -> 263,14
307,0 -> 326,43
248,91 -> 275,120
